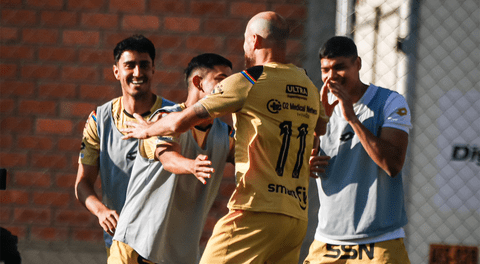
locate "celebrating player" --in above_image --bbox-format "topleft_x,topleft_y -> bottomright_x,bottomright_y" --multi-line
74,35 -> 175,255
107,53 -> 234,264
304,36 -> 412,263
122,11 -> 329,263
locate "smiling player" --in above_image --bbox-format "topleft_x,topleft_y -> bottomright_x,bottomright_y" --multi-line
75,35 -> 175,255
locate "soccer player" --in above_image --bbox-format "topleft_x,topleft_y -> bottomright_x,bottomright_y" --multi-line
74,35 -> 175,255
122,11 -> 329,263
107,53 -> 235,264
304,36 -> 412,263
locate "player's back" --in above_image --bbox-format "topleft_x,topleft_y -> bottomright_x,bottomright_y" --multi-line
229,62 -> 321,220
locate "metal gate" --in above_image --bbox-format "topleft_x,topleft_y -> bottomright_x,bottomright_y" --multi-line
341,0 -> 479,262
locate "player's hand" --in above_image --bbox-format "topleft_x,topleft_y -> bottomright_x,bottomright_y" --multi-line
96,208 -> 119,236
121,113 -> 152,140
309,148 -> 330,178
324,78 -> 356,122
321,78 -> 339,117
192,154 -> 214,185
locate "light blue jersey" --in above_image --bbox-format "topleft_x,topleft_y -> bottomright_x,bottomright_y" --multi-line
315,84 -> 412,242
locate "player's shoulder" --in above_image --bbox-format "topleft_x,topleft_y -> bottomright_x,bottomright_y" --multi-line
159,96 -> 176,108
241,66 -> 264,83
87,97 -> 118,123
377,86 -> 407,106
150,103 -> 184,121
104,96 -> 120,107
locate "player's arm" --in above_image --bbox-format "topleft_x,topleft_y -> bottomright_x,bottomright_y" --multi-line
75,111 -> 118,235
350,96 -> 410,177
75,163 -> 119,236
350,124 -> 408,177
122,103 -> 212,140
309,87 -> 331,178
155,141 -> 214,185
122,71 -> 253,140
327,79 -> 409,177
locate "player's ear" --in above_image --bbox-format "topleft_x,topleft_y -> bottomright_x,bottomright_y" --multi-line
354,56 -> 362,71
192,75 -> 204,92
253,34 -> 262,49
113,64 -> 120,80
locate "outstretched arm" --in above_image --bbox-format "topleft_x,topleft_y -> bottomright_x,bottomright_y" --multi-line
122,103 -> 212,140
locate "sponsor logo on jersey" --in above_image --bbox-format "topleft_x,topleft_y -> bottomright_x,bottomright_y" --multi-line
325,243 -> 375,260
340,132 -> 355,142
267,99 -> 318,117
267,99 -> 282,113
126,150 -> 137,161
267,183 -> 307,210
396,107 -> 407,116
286,85 -> 308,97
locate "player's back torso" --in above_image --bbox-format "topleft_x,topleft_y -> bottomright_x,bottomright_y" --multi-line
229,63 -> 321,221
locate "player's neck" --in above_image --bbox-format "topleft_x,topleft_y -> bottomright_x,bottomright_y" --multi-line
184,93 -> 202,108
122,93 -> 156,116
255,49 -> 287,65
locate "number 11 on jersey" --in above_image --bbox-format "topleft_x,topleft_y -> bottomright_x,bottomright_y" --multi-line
275,121 -> 308,178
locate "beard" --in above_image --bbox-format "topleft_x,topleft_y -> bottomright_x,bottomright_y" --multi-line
244,54 -> 255,69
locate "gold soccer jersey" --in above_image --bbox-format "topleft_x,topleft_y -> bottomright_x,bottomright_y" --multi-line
200,62 -> 327,220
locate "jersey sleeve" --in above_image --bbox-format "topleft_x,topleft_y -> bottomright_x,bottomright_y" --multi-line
383,93 -> 412,133
200,66 -> 263,118
79,111 -> 100,166
142,136 -> 157,160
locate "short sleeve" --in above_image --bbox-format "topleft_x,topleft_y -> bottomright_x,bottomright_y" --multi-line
200,68 -> 262,118
383,93 -> 412,134
79,111 -> 100,165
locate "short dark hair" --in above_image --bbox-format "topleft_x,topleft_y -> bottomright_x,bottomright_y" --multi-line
184,53 -> 233,83
319,36 -> 358,60
113,35 -> 155,64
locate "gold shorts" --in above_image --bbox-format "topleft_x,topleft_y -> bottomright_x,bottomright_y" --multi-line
200,210 -> 308,264
107,240 -> 154,264
303,238 -> 411,264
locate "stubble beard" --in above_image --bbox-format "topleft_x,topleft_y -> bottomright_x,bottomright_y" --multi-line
245,54 -> 255,69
